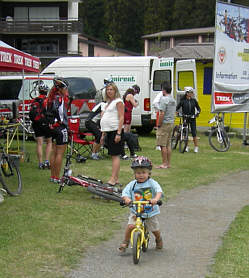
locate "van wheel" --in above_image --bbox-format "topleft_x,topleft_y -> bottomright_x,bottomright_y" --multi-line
136,125 -> 153,135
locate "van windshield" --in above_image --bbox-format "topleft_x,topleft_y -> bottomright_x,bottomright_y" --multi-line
65,77 -> 97,99
0,79 -> 53,100
0,79 -> 22,100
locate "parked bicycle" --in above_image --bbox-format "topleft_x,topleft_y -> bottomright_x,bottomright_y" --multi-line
208,113 -> 230,152
57,135 -> 122,202
171,114 -> 197,153
0,127 -> 22,196
120,200 -> 162,264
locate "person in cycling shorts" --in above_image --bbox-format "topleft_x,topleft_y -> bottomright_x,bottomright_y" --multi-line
47,77 -> 69,183
30,81 -> 52,169
176,87 -> 201,153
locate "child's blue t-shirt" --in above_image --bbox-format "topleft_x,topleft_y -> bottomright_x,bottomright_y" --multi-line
121,178 -> 163,218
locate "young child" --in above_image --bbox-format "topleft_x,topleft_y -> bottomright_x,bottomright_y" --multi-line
119,156 -> 163,252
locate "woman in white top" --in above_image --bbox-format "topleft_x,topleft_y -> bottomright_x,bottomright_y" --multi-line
100,83 -> 124,186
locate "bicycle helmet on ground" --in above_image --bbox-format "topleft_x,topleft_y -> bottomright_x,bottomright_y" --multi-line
131,156 -> 152,170
132,84 -> 140,94
53,77 -> 69,89
38,81 -> 49,95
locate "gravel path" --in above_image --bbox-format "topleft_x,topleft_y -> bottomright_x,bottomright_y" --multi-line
68,171 -> 249,278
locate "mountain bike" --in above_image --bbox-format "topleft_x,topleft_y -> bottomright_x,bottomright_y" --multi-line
57,136 -> 122,202
120,200 -> 162,264
171,114 -> 196,153
0,127 -> 22,196
208,114 -> 230,152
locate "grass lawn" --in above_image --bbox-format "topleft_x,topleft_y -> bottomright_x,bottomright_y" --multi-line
1,131 -> 249,278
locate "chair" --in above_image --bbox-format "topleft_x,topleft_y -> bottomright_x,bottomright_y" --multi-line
68,116 -> 95,160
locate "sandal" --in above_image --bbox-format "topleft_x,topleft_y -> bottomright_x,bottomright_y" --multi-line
155,236 -> 163,249
118,240 -> 129,252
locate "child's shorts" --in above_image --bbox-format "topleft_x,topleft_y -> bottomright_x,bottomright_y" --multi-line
128,213 -> 160,232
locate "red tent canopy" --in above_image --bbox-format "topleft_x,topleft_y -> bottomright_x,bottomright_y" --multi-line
0,40 -> 40,72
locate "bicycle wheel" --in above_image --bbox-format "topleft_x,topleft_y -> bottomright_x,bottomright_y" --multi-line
87,186 -> 122,202
133,231 -> 142,264
142,226 -> 149,252
171,125 -> 180,149
179,127 -> 188,153
209,128 -> 230,152
0,155 -> 22,196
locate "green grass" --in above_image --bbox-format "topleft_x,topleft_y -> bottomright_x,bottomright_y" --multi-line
1,132 -> 249,278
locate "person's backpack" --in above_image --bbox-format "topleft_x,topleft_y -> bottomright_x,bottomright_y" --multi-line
29,97 -> 54,125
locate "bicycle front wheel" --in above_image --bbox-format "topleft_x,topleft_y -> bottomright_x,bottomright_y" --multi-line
0,156 -> 22,196
133,231 -> 142,264
209,128 -> 230,152
87,186 -> 122,202
171,125 -> 179,149
179,127 -> 188,153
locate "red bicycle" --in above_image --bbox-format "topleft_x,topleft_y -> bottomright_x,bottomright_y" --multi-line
58,137 -> 122,202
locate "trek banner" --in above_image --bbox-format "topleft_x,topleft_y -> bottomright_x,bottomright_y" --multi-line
212,1 -> 249,112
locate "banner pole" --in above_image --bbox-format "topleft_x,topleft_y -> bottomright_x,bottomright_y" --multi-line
242,112 -> 248,145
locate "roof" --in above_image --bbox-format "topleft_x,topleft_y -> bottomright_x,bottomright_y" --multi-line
142,27 -> 215,39
158,43 -> 214,60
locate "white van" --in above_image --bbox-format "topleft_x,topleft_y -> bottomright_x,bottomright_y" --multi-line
42,56 -> 196,133
0,75 -> 97,119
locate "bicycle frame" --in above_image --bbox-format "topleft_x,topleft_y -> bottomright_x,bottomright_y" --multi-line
130,200 -> 150,248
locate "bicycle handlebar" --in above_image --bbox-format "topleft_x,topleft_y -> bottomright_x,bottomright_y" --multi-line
120,200 -> 162,207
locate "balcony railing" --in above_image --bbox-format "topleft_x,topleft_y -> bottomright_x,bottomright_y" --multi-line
0,19 -> 83,34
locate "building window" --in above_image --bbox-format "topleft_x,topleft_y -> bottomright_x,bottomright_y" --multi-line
88,44 -> 94,57
18,39 -> 59,54
14,7 -> 59,21
203,67 -> 213,95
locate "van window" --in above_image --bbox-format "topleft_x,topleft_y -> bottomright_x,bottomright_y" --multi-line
0,80 -> 22,100
177,71 -> 194,91
65,77 -> 97,99
153,70 -> 171,91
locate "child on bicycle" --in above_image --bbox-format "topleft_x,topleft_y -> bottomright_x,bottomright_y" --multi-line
119,156 -> 163,252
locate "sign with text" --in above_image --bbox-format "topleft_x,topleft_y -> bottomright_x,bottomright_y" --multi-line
212,1 -> 249,112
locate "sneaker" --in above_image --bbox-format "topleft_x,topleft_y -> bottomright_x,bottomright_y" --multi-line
39,163 -> 44,169
50,177 -> 61,184
43,161 -> 50,169
194,146 -> 199,153
130,154 -> 138,159
185,146 -> 189,152
155,146 -> 161,151
91,153 -> 100,160
121,155 -> 130,160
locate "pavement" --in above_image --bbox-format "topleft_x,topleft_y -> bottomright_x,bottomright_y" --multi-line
68,170 -> 249,278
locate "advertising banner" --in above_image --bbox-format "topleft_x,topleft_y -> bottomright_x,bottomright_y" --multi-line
212,1 -> 249,112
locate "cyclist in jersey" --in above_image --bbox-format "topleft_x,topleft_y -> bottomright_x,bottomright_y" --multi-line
176,87 -> 201,153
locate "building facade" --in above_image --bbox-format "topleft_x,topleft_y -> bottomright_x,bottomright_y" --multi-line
0,0 -> 82,68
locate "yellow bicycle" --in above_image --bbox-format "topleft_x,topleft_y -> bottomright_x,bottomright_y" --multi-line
121,199 -> 162,264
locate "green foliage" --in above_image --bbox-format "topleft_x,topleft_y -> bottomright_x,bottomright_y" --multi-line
79,0 -> 248,53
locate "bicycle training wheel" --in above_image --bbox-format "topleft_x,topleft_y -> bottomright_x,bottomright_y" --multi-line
87,186 -> 122,202
171,125 -> 179,150
209,128 -> 230,152
0,156 -> 22,196
133,231 -> 142,264
179,127 -> 188,153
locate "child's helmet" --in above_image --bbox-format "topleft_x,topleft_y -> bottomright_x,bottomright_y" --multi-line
132,84 -> 140,94
131,156 -> 152,170
53,77 -> 69,89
